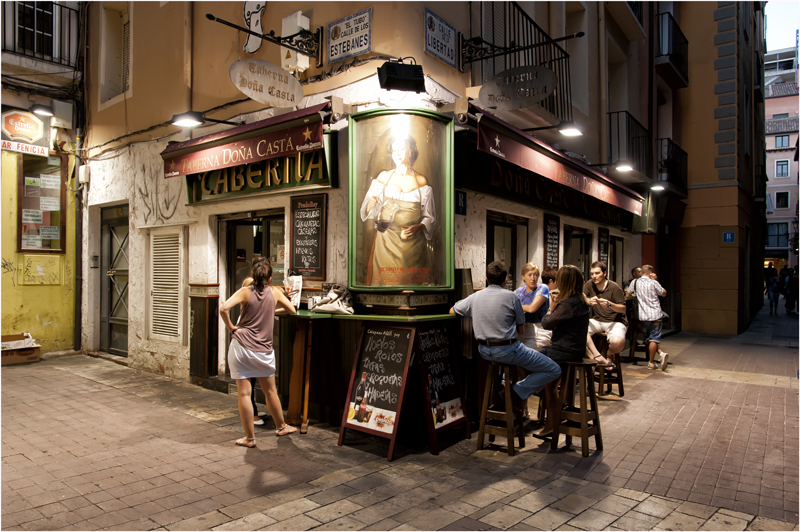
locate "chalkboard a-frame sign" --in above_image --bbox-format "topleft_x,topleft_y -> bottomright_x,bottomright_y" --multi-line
290,193 -> 327,281
338,324 -> 416,461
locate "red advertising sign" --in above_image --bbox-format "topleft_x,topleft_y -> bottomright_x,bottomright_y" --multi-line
477,123 -> 643,216
163,122 -> 323,178
2,110 -> 44,143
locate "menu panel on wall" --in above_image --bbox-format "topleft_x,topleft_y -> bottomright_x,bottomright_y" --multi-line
416,325 -> 466,431
598,227 -> 609,267
289,194 -> 326,281
544,213 -> 560,270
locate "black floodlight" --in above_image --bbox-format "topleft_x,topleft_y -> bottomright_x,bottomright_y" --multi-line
377,58 -> 426,93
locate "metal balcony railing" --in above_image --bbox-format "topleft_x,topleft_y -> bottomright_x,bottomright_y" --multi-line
481,1 -> 573,123
608,111 -> 651,177
2,1 -> 80,68
627,2 -> 644,27
656,138 -> 688,192
655,12 -> 689,84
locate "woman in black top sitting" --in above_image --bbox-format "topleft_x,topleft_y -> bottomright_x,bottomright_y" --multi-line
534,265 -> 591,438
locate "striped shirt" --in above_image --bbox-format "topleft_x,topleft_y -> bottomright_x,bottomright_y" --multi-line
628,277 -> 666,322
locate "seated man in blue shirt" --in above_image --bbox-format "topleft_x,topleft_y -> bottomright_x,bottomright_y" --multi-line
450,261 -> 561,405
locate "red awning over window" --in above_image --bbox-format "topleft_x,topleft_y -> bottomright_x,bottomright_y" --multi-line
471,104 -> 644,216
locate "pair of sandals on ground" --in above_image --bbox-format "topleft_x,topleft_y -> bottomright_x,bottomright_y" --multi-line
235,410 -> 297,447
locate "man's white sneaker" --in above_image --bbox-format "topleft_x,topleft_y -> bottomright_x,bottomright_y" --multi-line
660,353 -> 669,371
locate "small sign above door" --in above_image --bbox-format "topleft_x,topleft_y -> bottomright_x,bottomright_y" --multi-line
229,59 -> 304,107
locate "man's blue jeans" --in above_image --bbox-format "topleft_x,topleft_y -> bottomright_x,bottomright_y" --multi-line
478,341 -> 561,400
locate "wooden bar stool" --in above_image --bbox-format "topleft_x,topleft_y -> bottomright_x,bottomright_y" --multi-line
550,360 -> 603,457
477,361 -> 525,456
592,333 -> 625,397
626,322 -> 648,364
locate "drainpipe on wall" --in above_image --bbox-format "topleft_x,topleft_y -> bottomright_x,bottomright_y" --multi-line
598,2 -> 607,162
186,2 -> 194,140
74,131 -> 83,351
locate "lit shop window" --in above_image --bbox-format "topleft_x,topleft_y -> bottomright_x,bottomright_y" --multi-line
18,153 -> 66,253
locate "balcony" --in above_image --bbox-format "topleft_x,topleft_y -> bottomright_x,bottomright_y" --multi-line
2,1 -> 80,83
606,1 -> 646,42
656,138 -> 688,197
754,52 -> 765,102
608,111 -> 652,182
654,12 -> 688,89
475,1 -> 574,129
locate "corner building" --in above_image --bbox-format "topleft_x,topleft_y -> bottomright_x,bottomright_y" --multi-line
76,2 -> 760,414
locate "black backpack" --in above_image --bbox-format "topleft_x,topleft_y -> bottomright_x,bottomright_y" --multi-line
626,279 -> 640,323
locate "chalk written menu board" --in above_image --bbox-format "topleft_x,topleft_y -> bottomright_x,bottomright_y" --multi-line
416,325 -> 466,431
544,213 -> 560,270
598,227 -> 609,267
290,194 -> 327,280
340,325 -> 414,447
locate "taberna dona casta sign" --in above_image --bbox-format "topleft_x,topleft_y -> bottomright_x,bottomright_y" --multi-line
477,65 -> 558,111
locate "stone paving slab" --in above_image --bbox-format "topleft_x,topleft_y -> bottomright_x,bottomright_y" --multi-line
2,305 -> 799,531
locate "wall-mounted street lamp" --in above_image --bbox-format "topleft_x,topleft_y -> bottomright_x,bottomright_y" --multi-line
651,184 -> 665,191
588,161 -> 633,172
170,112 -> 244,128
30,104 -> 54,117
523,120 -> 583,137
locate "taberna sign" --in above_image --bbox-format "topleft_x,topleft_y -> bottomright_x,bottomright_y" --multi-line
477,65 -> 558,111
229,59 -> 304,107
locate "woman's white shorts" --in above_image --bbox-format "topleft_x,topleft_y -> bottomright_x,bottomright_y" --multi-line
228,338 -> 276,380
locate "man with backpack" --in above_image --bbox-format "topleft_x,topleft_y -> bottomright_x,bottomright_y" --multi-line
628,265 -> 668,371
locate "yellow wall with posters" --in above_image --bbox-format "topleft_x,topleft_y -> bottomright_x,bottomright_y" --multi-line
1,149 -> 76,353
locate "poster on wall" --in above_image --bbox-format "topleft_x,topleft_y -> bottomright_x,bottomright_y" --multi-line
544,213 -> 560,270
348,109 -> 453,290
598,227 -> 609,267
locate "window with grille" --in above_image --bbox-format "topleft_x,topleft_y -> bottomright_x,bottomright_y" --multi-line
776,135 -> 790,148
767,223 -> 789,248
122,19 -> 130,92
148,227 -> 185,343
16,2 -> 54,57
776,191 -> 790,209
776,160 -> 789,178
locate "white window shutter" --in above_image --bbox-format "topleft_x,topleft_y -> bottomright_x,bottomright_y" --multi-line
122,17 -> 131,92
149,228 -> 184,342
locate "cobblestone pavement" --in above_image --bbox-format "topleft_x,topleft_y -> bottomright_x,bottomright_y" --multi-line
2,305 -> 798,531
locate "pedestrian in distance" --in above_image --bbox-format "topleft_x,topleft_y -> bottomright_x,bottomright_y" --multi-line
766,270 -> 782,316
449,261 -> 561,420
786,266 -> 799,316
628,265 -> 668,370
764,262 -> 778,289
623,266 -> 642,294
534,265 -> 592,438
220,259 -> 298,447
583,261 -> 624,366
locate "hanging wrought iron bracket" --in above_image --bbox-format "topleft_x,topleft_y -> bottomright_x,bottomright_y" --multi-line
458,31 -> 584,72
206,13 -> 323,69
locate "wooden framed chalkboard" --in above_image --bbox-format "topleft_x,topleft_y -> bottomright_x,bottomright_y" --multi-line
544,213 -> 560,270
337,324 -> 416,461
416,324 -> 470,454
598,227 -> 609,267
290,194 -> 327,280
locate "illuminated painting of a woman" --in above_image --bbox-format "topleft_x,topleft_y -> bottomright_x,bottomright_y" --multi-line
359,135 -> 436,286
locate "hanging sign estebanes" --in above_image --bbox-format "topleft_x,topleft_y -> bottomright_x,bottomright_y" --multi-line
478,65 -> 558,111
229,59 -> 304,107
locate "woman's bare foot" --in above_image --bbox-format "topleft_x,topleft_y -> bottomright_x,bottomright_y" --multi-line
534,427 -> 553,438
276,424 -> 297,436
593,355 -> 612,366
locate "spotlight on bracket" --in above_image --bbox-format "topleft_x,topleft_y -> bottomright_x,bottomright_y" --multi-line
377,58 -> 426,93
30,104 -> 54,117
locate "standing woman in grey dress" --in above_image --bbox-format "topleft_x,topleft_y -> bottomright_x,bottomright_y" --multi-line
220,260 -> 297,447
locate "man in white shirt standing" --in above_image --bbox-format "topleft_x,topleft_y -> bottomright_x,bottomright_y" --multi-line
628,264 -> 668,371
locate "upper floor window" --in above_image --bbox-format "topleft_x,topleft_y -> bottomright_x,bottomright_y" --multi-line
776,191 -> 790,209
2,1 -> 80,68
773,113 -> 789,119
767,223 -> 789,247
776,135 -> 790,148
99,2 -> 131,105
776,160 -> 790,178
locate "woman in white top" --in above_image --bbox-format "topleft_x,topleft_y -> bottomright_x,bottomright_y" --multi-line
360,135 -> 436,286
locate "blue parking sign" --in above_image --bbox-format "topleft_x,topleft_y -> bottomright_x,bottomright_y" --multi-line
455,190 -> 466,215
723,232 -> 735,243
